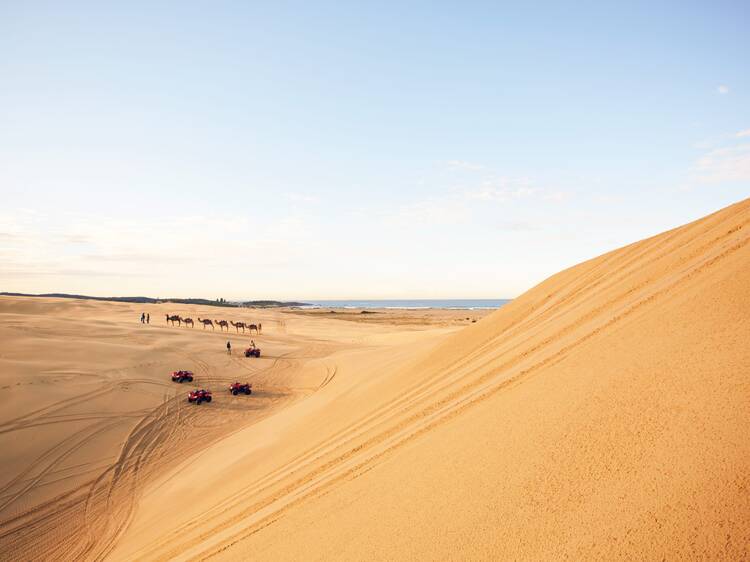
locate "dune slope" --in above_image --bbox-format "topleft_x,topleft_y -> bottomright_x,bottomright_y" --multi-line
124,198 -> 750,561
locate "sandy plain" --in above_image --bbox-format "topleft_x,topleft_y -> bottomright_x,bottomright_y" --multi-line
0,297 -> 478,560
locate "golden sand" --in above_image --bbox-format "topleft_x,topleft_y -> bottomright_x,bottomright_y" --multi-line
1,198 -> 748,560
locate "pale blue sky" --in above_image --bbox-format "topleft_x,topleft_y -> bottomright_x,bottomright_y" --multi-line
1,1 -> 748,299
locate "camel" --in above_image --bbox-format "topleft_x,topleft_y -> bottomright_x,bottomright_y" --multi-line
230,321 -> 246,333
247,323 -> 261,335
181,317 -> 194,328
215,319 -> 229,332
198,318 -> 214,330
165,314 -> 181,326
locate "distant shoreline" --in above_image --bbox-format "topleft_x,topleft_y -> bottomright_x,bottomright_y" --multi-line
295,299 -> 510,310
0,293 -> 510,310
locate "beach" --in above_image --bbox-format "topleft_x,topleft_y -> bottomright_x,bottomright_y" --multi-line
0,198 -> 748,560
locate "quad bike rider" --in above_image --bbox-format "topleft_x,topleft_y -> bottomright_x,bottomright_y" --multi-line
171,370 -> 194,383
244,341 -> 261,357
229,382 -> 252,395
187,389 -> 212,404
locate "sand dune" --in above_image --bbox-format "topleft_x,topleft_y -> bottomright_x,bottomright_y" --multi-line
126,198 -> 749,561
1,198 -> 748,560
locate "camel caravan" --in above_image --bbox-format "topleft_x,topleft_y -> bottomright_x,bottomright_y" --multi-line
166,314 -> 261,334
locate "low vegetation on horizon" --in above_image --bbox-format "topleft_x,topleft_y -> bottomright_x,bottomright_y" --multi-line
0,292 -> 309,308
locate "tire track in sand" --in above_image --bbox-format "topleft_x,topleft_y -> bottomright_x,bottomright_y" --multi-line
142,216 -> 749,561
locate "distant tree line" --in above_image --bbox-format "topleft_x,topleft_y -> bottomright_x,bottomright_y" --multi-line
1,292 -> 309,308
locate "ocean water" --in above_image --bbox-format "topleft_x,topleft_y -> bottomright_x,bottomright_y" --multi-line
300,299 -> 510,310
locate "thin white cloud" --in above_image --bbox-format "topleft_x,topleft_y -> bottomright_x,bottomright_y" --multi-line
463,175 -> 562,203
543,191 -> 568,202
446,160 -> 485,171
467,184 -> 537,201
692,138 -> 719,150
693,129 -> 750,150
385,169 -> 569,229
446,164 -> 570,203
284,192 -> 318,203
693,143 -> 750,183
0,211 -> 320,294
385,199 -> 470,227
717,85 -> 729,94
497,221 -> 542,232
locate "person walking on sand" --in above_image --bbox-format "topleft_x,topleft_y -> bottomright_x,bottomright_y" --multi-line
227,341 -> 232,355
146,313 -> 150,324
141,312 -> 145,324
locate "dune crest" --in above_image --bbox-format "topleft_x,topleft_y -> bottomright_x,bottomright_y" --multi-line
106,198 -> 750,560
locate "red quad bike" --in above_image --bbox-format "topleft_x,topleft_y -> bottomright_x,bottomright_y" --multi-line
244,347 -> 261,358
171,370 -> 194,383
229,382 -> 252,395
188,389 -> 212,404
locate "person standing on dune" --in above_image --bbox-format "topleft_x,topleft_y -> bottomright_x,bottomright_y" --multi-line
147,313 -> 150,324
140,312 -> 145,324
227,341 -> 231,355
